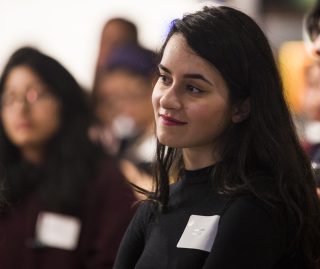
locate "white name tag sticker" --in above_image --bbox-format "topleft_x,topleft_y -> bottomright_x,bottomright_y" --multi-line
35,212 -> 81,251
177,214 -> 220,252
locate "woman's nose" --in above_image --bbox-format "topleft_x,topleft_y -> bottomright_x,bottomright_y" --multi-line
159,87 -> 182,110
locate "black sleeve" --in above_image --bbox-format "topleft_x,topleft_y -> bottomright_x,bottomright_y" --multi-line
202,197 -> 286,269
113,201 -> 153,269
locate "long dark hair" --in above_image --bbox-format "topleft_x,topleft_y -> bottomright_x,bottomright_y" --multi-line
0,47 -> 104,216
150,6 -> 320,268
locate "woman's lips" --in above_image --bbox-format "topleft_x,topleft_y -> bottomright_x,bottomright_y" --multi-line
15,121 -> 32,130
159,114 -> 187,126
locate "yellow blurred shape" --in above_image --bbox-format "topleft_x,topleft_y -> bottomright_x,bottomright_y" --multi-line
278,41 -> 313,114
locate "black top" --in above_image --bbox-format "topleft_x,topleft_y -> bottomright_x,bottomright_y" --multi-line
113,166 -> 303,269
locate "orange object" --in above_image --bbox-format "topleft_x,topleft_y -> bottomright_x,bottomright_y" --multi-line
278,41 -> 313,115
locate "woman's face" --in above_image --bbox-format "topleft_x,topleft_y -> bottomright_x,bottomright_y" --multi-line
1,65 -> 61,150
152,34 -> 232,151
96,70 -> 153,133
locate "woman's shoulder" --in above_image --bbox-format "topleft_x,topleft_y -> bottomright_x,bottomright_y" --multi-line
127,199 -> 157,230
228,172 -> 285,218
222,192 -> 293,241
135,200 -> 157,217
225,194 -> 279,217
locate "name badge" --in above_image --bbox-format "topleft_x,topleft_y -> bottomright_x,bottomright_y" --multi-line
177,214 -> 220,252
35,212 -> 81,250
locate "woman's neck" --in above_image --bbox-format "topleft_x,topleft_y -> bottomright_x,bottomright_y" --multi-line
21,146 -> 44,165
182,147 -> 218,170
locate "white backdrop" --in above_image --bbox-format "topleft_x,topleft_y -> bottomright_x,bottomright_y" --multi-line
0,0 -> 258,90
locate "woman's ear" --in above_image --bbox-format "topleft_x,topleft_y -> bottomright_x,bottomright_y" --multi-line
232,98 -> 251,123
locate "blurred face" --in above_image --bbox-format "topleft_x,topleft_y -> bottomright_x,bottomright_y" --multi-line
96,70 -> 153,132
152,34 -> 232,153
1,66 -> 61,150
302,64 -> 320,121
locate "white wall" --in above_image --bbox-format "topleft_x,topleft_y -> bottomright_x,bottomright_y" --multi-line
0,0 -> 232,90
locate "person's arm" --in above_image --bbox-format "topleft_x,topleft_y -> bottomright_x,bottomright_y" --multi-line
202,197 -> 287,269
113,201 -> 153,269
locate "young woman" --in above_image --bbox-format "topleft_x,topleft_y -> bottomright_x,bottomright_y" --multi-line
0,47 -> 136,269
113,6 -> 320,269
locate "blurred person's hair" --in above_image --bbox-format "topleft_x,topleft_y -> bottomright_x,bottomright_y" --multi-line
92,43 -> 157,111
0,47 -> 104,215
104,43 -> 157,78
100,18 -> 138,45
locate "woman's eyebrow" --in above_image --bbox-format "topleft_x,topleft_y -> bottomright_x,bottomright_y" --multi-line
158,64 -> 213,86
158,64 -> 171,74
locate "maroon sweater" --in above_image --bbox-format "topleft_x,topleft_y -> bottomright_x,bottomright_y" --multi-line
0,159 -> 137,269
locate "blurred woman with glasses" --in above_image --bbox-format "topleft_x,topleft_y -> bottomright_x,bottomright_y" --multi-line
0,47 -> 136,269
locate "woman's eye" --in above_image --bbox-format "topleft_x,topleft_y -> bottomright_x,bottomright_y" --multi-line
158,74 -> 171,86
1,93 -> 15,106
186,85 -> 203,94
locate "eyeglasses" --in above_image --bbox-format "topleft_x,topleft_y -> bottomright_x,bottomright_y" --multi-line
1,84 -> 55,108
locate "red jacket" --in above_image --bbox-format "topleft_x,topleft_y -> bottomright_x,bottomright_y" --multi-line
0,158 -> 137,269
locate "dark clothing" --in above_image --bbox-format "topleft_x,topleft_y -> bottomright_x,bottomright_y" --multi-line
303,141 -> 320,162
0,159 -> 136,269
114,166 -> 303,269
302,141 -> 320,187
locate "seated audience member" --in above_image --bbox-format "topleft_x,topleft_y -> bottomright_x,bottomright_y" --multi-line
91,44 -> 157,197
300,63 -> 320,191
0,47 -> 136,269
301,1 -> 320,190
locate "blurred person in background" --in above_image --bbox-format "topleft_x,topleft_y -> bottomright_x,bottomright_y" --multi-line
300,63 -> 320,159
301,0 -> 320,191
301,62 -> 320,194
93,18 -> 139,93
91,44 -> 157,198
0,47 -> 136,269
